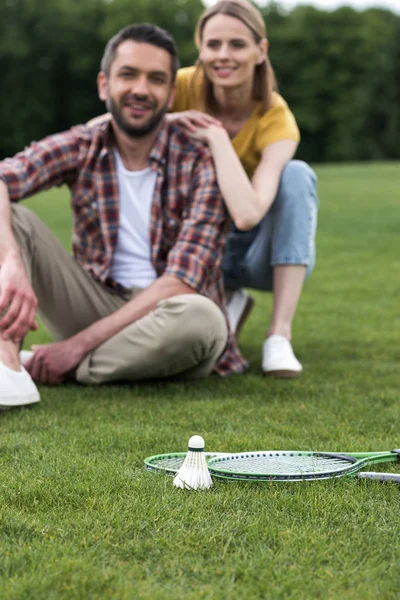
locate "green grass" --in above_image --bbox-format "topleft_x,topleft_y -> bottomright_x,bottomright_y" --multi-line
1,162 -> 400,599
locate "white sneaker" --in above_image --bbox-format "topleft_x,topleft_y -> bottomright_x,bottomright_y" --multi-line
0,361 -> 40,408
226,290 -> 255,338
262,335 -> 303,378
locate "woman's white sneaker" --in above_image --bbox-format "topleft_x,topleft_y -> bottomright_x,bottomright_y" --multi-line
0,362 -> 40,408
262,335 -> 302,378
226,290 -> 255,339
19,350 -> 34,366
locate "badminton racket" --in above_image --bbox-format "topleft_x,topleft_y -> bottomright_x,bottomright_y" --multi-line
144,449 -> 400,482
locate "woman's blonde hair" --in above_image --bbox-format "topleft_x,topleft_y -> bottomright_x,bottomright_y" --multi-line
193,0 -> 277,113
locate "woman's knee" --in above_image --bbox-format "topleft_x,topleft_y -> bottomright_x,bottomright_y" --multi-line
274,160 -> 318,217
281,160 -> 317,189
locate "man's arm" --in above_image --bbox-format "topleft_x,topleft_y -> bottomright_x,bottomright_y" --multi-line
0,182 -> 38,341
0,127 -> 84,342
163,149 -> 228,293
77,274 -> 195,351
27,274 -> 196,383
0,128 -> 82,202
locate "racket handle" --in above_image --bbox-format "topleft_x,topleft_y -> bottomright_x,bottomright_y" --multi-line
358,472 -> 400,483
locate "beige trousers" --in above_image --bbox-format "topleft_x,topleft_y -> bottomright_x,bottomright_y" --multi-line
11,205 -> 228,384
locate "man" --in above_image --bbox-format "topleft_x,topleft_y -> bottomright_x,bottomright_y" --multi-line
0,23 -> 247,409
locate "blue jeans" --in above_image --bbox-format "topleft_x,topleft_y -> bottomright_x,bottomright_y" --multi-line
222,160 -> 318,291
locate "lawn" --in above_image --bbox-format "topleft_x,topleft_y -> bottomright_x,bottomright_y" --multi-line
1,162 -> 399,599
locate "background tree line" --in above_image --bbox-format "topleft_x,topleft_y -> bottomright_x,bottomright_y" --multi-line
0,0 -> 398,163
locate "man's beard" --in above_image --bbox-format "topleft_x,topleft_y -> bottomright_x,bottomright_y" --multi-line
106,95 -> 169,138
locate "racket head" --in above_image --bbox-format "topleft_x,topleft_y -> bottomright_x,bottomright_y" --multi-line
144,452 -> 187,475
144,452 -> 230,475
207,450 -> 370,482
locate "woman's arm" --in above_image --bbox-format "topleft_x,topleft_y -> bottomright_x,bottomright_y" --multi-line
204,126 -> 298,231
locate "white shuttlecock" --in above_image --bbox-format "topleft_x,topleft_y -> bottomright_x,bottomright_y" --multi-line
173,435 -> 213,490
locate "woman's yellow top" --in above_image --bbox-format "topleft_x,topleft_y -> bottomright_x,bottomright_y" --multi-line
172,66 -> 300,179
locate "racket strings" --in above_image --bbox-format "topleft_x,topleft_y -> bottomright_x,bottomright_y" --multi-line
147,456 -> 185,471
209,453 -> 354,475
145,452 -> 225,473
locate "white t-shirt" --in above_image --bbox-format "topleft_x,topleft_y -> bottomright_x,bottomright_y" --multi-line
109,151 -> 158,289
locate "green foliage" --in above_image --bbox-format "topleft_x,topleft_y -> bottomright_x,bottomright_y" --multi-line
0,0 -> 106,156
0,0 -> 399,162
2,162 -> 400,598
100,0 -> 203,67
263,4 -> 400,162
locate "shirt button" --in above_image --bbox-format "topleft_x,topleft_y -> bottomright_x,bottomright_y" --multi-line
168,218 -> 178,227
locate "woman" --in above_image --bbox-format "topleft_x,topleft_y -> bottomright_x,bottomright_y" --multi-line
168,0 -> 318,378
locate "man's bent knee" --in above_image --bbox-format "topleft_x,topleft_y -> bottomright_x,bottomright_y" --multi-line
76,294 -> 228,384
11,204 -> 46,245
12,203 -> 36,224
155,294 -> 228,362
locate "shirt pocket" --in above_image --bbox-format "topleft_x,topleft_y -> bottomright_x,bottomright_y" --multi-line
161,209 -> 182,252
72,191 -> 103,249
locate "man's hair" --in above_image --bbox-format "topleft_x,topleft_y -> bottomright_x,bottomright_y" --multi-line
101,23 -> 180,82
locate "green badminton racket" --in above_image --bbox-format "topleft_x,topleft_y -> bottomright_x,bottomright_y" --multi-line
144,449 -> 400,482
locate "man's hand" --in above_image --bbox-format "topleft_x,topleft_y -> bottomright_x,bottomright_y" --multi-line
0,253 -> 38,342
25,340 -> 86,385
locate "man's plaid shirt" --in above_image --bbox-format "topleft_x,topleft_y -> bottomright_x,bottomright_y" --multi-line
0,118 -> 248,375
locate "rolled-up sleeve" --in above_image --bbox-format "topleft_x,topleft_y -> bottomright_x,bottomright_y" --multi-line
165,153 -> 228,293
0,127 -> 84,201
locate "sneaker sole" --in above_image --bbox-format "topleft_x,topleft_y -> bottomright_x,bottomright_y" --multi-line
235,295 -> 255,341
0,393 -> 40,408
262,369 -> 302,378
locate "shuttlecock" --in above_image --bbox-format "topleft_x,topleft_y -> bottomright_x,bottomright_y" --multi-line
173,435 -> 213,490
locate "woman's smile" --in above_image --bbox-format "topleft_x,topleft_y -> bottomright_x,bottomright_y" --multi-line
213,65 -> 238,78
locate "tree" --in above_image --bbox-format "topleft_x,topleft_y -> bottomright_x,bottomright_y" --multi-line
1,0 -> 399,162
